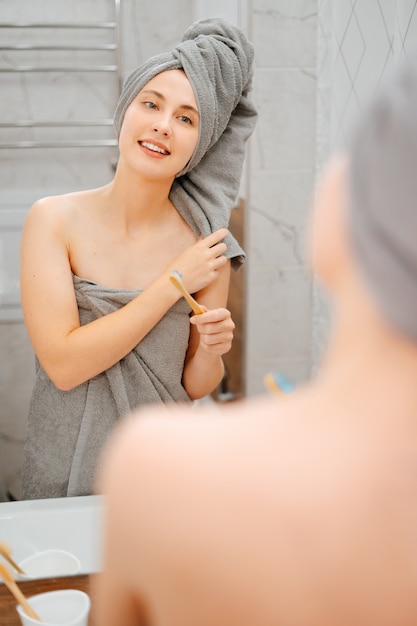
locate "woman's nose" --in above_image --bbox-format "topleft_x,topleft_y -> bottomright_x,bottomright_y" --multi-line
152,114 -> 171,136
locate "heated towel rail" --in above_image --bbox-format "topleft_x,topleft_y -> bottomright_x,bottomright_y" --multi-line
0,0 -> 121,150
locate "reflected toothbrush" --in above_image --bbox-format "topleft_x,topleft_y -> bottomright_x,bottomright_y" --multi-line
264,372 -> 295,396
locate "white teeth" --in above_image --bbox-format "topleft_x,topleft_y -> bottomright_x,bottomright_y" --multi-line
141,141 -> 169,155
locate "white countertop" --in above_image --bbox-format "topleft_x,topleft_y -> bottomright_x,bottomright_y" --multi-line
0,495 -> 104,578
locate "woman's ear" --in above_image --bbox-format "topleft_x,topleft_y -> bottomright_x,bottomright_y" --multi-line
308,155 -> 352,293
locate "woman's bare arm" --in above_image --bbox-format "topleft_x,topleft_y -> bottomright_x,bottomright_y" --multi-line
182,261 -> 234,399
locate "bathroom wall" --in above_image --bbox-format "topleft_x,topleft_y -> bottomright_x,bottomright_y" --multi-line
311,0 -> 417,369
244,0 -> 417,393
245,0 -> 318,395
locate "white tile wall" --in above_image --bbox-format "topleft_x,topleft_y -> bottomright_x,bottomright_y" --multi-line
312,0 -> 417,370
245,0 -> 317,395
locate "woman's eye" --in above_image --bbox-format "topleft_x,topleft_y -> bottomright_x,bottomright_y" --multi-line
178,115 -> 192,125
144,101 -> 157,109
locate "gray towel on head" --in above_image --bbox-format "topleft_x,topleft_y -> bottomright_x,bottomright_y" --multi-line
348,52 -> 417,340
114,18 -> 258,269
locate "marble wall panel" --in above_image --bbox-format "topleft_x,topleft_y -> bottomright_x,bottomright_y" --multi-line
251,68 -> 317,172
249,170 -> 314,267
246,0 -> 318,395
118,0 -> 194,76
246,266 -> 312,360
252,0 -> 317,68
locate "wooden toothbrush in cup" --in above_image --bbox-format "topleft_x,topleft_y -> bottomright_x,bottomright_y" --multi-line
0,561 -> 41,621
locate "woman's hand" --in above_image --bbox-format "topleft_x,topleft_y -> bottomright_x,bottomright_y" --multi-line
167,228 -> 229,295
190,307 -> 235,356
181,260 -> 232,399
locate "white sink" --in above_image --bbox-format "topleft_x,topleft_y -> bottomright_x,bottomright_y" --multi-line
0,495 -> 103,579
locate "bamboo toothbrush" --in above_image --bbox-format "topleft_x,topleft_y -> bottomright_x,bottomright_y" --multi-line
264,372 -> 295,396
0,540 -> 26,575
0,561 -> 41,621
169,270 -> 205,315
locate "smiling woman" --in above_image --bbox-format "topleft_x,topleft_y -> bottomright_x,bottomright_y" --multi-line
19,17 -> 257,500
118,70 -> 200,179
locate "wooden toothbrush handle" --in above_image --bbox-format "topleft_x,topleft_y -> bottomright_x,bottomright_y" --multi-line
5,579 -> 41,621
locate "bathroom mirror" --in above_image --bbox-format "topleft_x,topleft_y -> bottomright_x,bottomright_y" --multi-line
0,0 -> 251,502
2,0 -> 416,501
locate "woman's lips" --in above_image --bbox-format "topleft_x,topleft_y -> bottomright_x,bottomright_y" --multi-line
139,140 -> 170,156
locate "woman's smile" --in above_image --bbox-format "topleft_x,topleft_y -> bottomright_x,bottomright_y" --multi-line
139,139 -> 171,157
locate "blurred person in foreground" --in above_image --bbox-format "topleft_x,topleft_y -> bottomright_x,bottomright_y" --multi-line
93,53 -> 417,626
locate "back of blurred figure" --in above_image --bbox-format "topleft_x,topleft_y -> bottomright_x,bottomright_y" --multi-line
93,53 -> 417,626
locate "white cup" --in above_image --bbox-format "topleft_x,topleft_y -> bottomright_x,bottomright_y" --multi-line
16,589 -> 90,626
18,550 -> 81,580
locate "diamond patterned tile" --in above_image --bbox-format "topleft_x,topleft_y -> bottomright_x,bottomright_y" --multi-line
313,0 -> 417,370
395,0 -> 417,46
319,0 -> 417,157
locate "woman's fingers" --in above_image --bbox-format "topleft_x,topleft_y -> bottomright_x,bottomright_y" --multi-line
190,308 -> 235,354
203,228 -> 229,247
168,229 -> 229,294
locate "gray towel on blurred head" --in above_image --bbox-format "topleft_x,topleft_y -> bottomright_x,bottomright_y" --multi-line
349,53 -> 417,340
114,18 -> 258,269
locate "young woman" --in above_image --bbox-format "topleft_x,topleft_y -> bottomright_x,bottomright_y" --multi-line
20,18 -> 257,499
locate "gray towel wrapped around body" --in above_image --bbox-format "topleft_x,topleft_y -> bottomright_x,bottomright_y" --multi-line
21,275 -> 192,499
114,18 -> 258,269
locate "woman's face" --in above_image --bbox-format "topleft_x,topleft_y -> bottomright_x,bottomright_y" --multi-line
118,69 -> 200,180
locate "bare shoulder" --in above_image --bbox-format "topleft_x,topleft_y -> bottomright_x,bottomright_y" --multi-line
100,394 -> 417,556
98,397 -> 417,625
22,190 -> 105,256
26,189 -> 96,225
98,394 -> 366,494
99,393 -> 414,503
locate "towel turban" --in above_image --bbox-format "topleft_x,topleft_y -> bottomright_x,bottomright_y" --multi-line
114,18 -> 258,269
348,52 -> 417,340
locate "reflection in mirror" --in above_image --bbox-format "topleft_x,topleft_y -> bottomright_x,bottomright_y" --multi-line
0,0 -> 249,500
2,0 -> 417,503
